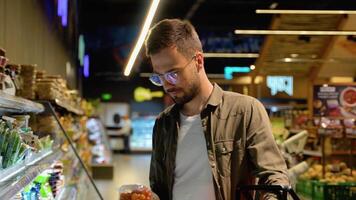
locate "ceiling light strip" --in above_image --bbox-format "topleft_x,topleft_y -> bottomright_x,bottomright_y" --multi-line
124,0 -> 160,76
256,9 -> 356,15
204,53 -> 259,58
234,30 -> 356,36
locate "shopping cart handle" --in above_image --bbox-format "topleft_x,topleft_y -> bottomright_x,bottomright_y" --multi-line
236,185 -> 300,200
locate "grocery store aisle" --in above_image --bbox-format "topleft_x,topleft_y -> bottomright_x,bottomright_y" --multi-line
94,154 -> 151,200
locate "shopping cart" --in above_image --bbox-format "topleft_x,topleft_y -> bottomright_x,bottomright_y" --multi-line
236,185 -> 300,200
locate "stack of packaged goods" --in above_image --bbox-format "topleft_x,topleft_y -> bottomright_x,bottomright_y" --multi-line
36,74 -> 65,101
36,72 -> 82,111
4,64 -> 21,93
0,48 -> 7,67
81,99 -> 96,117
17,64 -> 37,99
0,50 -> 19,95
69,90 -> 82,111
60,115 -> 91,166
87,118 -> 111,165
14,161 -> 64,200
59,115 -> 75,139
0,49 -> 6,87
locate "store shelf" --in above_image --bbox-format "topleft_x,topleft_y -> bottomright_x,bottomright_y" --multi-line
313,116 -> 356,120
331,150 -> 356,155
0,91 -> 44,113
289,129 -> 307,134
303,150 -> 322,157
87,118 -> 113,165
54,98 -> 84,116
264,104 -> 308,109
0,149 -> 62,199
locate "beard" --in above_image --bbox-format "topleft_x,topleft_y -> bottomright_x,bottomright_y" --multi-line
171,79 -> 200,105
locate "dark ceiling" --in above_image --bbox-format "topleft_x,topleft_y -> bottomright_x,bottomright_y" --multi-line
81,0 -> 356,30
79,0 -> 356,100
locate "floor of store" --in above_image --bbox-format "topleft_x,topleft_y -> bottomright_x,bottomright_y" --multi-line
95,154 -> 151,200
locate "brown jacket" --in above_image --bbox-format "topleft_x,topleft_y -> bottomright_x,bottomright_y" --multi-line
150,83 -> 289,200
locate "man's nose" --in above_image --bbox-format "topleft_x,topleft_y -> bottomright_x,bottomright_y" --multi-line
162,78 -> 174,90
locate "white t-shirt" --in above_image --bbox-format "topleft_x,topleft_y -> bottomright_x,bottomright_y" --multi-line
172,113 -> 216,200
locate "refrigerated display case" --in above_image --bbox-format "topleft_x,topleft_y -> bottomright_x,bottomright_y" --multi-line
130,116 -> 156,152
0,92 -> 103,199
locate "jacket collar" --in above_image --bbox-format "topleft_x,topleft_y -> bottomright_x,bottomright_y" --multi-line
206,83 -> 223,107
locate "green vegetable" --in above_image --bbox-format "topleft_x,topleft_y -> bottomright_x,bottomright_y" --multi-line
16,143 -> 29,163
10,132 -> 21,165
1,128 -> 10,157
3,130 -> 18,168
0,121 -> 8,152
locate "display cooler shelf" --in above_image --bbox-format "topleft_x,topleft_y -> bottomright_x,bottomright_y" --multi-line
0,101 -> 103,199
54,98 -> 84,116
0,149 -> 62,199
0,91 -> 44,113
303,150 -> 322,157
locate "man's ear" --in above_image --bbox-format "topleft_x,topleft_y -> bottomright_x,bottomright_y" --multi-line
195,52 -> 204,71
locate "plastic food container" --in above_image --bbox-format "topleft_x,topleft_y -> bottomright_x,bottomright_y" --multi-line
119,184 -> 159,200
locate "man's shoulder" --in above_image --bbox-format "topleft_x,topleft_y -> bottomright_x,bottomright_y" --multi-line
222,90 -> 256,104
220,90 -> 263,112
156,104 -> 176,120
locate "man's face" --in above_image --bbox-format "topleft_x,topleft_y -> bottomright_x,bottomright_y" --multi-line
150,47 -> 200,105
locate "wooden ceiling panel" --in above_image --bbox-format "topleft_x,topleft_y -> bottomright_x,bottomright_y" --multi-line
257,14 -> 345,77
278,15 -> 343,30
264,36 -> 332,60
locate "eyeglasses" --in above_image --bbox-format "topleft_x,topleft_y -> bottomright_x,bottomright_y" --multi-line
149,56 -> 196,86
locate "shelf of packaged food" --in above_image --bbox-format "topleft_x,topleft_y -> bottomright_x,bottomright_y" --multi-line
87,118 -> 113,165
264,104 -> 308,109
303,150 -> 322,157
331,150 -> 356,155
313,116 -> 356,120
0,149 -> 62,199
317,135 -> 356,139
0,91 -> 44,113
54,98 -> 84,116
72,131 -> 86,142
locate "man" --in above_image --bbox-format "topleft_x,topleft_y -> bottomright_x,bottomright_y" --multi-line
145,19 -> 289,200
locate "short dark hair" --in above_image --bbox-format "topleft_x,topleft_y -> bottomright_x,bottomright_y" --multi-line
145,19 -> 203,58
